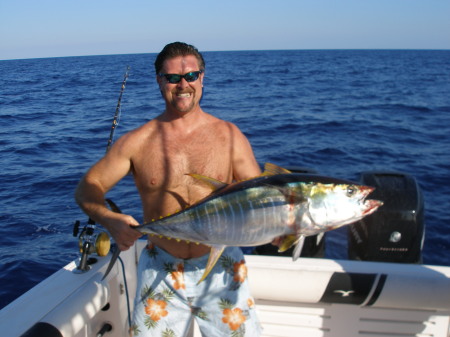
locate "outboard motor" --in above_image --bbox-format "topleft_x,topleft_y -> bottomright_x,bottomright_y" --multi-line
348,171 -> 424,263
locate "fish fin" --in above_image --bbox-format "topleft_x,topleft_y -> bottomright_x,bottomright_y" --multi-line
166,190 -> 191,210
292,235 -> 305,261
187,174 -> 227,191
197,245 -> 226,284
278,235 -> 298,252
261,163 -> 292,176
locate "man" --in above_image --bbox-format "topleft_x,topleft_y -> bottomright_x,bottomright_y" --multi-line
75,42 -> 262,336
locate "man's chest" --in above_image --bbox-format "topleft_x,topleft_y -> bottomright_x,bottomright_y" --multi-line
132,140 -> 232,192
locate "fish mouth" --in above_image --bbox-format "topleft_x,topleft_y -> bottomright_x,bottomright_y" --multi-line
359,185 -> 375,197
359,185 -> 383,215
363,199 -> 383,215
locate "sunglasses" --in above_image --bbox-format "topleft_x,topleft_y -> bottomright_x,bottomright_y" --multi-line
158,71 -> 203,84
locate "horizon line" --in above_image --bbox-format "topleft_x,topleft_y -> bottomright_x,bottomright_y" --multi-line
2,47 -> 450,62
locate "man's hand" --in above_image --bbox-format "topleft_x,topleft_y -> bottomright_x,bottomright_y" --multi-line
271,236 -> 285,248
102,213 -> 142,251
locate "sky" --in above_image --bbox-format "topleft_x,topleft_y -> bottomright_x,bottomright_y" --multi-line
1,0 -> 449,60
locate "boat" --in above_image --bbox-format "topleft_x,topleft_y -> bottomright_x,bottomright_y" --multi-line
1,171 -> 449,337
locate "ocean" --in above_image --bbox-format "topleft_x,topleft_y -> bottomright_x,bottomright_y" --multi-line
0,50 -> 449,309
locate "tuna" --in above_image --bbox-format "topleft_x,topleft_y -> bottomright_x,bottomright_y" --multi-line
132,163 -> 383,283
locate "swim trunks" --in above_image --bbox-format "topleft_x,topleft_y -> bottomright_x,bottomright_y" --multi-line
131,244 -> 262,337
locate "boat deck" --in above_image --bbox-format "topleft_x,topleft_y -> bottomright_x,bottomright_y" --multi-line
1,240 -> 449,337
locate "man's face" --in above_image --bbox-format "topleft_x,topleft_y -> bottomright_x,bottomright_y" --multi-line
157,55 -> 204,114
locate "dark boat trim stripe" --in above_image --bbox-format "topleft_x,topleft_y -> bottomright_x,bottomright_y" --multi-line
366,273 -> 387,306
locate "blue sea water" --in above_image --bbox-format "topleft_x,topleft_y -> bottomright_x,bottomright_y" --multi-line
1,50 -> 449,309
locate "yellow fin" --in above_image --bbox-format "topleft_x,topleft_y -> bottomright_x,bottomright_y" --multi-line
261,163 -> 292,176
197,245 -> 226,284
278,235 -> 298,252
187,173 -> 227,191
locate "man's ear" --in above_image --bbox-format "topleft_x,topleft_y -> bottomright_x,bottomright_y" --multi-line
156,75 -> 166,92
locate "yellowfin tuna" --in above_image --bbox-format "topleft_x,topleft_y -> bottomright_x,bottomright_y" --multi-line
133,163 -> 383,283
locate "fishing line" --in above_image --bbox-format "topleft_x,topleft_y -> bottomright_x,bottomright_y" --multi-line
106,66 -> 130,152
118,255 -> 133,330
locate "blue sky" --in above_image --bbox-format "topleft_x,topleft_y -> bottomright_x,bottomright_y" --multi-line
1,0 -> 449,60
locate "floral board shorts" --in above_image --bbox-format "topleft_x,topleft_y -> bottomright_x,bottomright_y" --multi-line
131,244 -> 262,337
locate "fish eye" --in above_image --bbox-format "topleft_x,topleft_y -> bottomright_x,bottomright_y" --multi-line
346,185 -> 356,197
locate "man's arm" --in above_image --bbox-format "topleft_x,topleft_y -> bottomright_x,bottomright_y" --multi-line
75,137 -> 142,251
229,123 -> 261,180
229,123 -> 286,248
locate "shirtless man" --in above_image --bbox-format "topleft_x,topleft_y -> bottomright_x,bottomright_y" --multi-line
75,42 -> 262,336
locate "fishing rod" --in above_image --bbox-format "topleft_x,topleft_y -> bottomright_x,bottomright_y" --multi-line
73,65 -> 134,331
106,65 -> 130,152
75,65 -> 131,272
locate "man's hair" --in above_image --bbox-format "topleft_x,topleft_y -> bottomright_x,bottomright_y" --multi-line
154,42 -> 205,74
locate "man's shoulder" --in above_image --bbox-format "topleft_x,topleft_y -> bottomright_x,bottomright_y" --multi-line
113,120 -> 158,150
203,113 -> 240,130
126,119 -> 159,137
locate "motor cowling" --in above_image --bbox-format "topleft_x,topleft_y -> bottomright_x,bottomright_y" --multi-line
348,171 -> 425,263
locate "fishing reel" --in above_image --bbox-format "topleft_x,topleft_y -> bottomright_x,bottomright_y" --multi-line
73,218 -> 111,273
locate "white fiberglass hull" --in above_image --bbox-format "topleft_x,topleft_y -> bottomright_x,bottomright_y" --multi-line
1,240 -> 449,337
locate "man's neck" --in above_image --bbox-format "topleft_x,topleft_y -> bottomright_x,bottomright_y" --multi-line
158,107 -> 207,134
